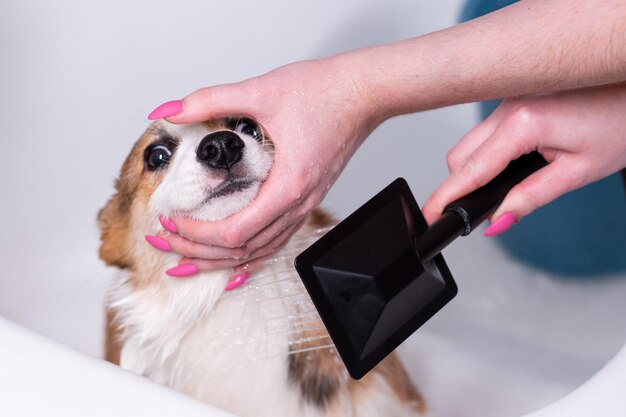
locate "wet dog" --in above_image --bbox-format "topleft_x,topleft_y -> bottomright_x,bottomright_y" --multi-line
99,118 -> 427,417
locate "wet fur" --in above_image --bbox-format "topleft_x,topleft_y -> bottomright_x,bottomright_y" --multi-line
99,120 -> 426,416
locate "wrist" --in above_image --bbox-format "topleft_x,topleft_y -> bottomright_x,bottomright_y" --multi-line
326,51 -> 393,129
328,38 -> 442,121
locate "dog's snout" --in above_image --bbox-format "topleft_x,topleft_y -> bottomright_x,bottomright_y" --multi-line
197,131 -> 245,170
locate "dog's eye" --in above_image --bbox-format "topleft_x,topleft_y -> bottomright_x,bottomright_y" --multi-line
234,119 -> 262,142
145,144 -> 172,170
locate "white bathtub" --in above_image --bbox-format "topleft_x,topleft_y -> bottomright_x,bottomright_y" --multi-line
1,233 -> 625,416
0,317 -> 236,417
1,0 -> 625,415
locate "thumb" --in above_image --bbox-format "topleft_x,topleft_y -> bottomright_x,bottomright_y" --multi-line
151,83 -> 255,124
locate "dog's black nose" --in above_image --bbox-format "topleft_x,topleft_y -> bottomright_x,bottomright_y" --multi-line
197,131 -> 245,170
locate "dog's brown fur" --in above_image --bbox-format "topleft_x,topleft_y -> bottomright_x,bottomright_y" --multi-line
99,120 -> 427,416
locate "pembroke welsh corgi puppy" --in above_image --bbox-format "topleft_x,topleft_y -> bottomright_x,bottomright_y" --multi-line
99,118 -> 427,417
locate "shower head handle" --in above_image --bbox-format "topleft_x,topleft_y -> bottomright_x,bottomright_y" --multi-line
416,151 -> 548,262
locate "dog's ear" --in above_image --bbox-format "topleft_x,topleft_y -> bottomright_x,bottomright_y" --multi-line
98,179 -> 134,269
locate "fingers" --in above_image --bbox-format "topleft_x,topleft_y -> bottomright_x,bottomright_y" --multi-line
177,257 -> 253,274
231,257 -> 271,277
168,217 -> 301,267
154,83 -> 256,125
422,107 -> 542,224
445,109 -> 504,172
173,219 -> 304,274
490,155 -> 588,221
235,214 -> 306,257
171,199 -> 282,250
445,98 -> 533,173
159,232 -> 250,260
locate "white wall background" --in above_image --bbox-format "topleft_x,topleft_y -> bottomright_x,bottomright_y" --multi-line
1,1 -> 625,417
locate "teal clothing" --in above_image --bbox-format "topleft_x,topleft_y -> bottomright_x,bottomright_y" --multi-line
461,0 -> 626,276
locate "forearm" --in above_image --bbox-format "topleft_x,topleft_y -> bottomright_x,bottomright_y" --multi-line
333,0 -> 626,120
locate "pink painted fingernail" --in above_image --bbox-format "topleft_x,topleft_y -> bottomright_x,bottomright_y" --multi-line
484,212 -> 518,237
159,214 -> 178,233
225,272 -> 250,291
166,264 -> 199,277
145,235 -> 172,252
148,100 -> 183,120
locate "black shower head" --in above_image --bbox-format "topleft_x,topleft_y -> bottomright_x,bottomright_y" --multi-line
295,178 -> 456,379
295,152 -> 547,379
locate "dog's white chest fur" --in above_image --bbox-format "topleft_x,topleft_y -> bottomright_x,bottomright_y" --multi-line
109,245 -> 328,417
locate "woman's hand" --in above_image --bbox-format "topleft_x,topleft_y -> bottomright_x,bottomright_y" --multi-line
422,84 -> 626,234
149,58 -> 383,273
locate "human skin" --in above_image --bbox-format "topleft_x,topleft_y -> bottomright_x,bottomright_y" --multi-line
423,83 -> 626,226
149,0 -> 626,273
